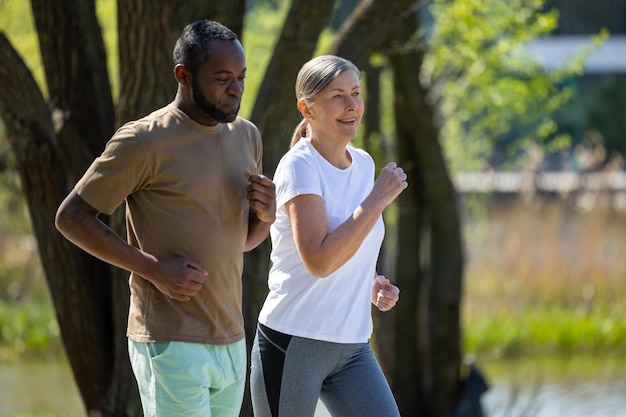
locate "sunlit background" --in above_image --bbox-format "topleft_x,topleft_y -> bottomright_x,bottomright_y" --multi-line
1,0 -> 625,416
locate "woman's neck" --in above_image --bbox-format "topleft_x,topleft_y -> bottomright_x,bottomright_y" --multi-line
310,136 -> 352,169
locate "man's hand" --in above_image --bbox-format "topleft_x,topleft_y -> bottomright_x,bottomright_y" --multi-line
245,172 -> 276,224
145,256 -> 208,302
372,274 -> 400,312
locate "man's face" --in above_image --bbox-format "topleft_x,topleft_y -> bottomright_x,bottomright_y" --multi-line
191,76 -> 239,123
190,40 -> 246,125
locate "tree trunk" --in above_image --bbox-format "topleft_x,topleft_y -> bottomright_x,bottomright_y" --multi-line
249,0 -> 336,170
243,2 -> 336,415
327,0 -> 421,70
0,33 -> 114,417
362,63 -> 382,151
388,16 -> 464,417
2,1 -> 252,415
324,1 -> 464,414
26,1 -> 120,414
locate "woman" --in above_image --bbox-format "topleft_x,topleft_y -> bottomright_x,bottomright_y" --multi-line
250,55 -> 407,417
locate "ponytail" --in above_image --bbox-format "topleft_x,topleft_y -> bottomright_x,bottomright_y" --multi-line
290,118 -> 309,148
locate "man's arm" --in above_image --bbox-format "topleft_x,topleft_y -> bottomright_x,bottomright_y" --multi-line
244,173 -> 276,251
55,190 -> 207,302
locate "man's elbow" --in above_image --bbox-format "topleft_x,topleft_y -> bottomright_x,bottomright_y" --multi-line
54,206 -> 74,236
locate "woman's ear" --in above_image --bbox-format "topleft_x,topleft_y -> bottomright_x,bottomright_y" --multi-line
297,99 -> 312,120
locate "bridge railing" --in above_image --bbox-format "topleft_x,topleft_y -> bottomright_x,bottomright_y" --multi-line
453,171 -> 626,193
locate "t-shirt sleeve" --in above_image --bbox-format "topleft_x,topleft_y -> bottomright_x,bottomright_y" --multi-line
274,152 -> 321,209
254,126 -> 263,175
75,125 -> 152,215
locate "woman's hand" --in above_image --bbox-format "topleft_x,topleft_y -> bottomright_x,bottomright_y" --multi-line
369,162 -> 408,209
372,274 -> 400,312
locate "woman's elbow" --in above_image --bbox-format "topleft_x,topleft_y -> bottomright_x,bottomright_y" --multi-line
302,258 -> 336,278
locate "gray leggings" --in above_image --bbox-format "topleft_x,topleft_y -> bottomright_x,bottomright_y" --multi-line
250,323 -> 401,417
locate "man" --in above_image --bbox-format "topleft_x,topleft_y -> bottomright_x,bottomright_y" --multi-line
55,20 -> 275,417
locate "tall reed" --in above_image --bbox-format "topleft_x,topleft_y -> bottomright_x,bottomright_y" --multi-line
462,192 -> 626,356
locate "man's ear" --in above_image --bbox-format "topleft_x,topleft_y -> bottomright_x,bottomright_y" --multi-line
174,65 -> 190,86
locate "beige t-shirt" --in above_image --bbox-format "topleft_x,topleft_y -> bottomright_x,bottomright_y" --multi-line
75,103 -> 262,344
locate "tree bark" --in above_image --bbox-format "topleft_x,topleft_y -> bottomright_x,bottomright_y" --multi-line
328,0 -> 421,70
30,0 -> 114,170
25,1 -> 120,414
324,1 -> 463,415
362,63 -> 382,151
249,0 -> 336,170
243,3 -> 336,415
2,1 -> 250,415
388,16 -> 464,417
0,27 -> 115,415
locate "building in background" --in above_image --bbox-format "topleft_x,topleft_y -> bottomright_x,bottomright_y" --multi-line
539,0 -> 626,163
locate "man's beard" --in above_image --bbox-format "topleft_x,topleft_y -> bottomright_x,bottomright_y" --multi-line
191,80 -> 239,123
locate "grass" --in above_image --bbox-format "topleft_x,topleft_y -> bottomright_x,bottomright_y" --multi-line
462,194 -> 626,358
0,414 -> 81,417
0,300 -> 63,362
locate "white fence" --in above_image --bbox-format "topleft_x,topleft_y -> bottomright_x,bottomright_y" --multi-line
454,171 -> 626,193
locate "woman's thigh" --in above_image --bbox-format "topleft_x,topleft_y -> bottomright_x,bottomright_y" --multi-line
320,343 -> 400,417
251,324 -> 340,417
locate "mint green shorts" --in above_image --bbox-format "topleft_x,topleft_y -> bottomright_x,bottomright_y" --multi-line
129,339 -> 246,417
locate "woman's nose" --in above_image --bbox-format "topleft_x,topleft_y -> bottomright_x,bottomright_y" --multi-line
345,96 -> 356,110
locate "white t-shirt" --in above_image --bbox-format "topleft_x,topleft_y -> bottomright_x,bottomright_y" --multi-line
258,138 -> 384,343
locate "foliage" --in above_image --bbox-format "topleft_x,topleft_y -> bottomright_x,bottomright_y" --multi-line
465,306 -> 626,356
0,0 -> 44,92
95,0 -> 118,100
0,299 -> 62,361
584,75 -> 626,155
240,0 -> 290,118
421,0 -> 601,171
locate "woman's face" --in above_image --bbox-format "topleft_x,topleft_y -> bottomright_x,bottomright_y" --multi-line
307,69 -> 364,142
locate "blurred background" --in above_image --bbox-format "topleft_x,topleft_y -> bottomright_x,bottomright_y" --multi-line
0,0 -> 625,416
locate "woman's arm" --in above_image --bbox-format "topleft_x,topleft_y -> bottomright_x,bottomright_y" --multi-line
286,162 -> 407,277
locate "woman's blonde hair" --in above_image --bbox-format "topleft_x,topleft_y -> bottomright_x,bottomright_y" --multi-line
290,55 -> 360,148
